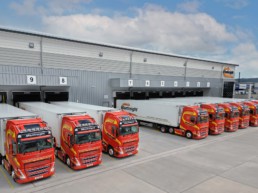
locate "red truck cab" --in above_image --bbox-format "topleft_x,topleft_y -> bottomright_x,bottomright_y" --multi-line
218,103 -> 239,132
200,104 -> 225,135
102,111 -> 139,157
244,101 -> 258,126
230,102 -> 250,129
175,106 -> 209,139
57,115 -> 102,170
3,118 -> 55,183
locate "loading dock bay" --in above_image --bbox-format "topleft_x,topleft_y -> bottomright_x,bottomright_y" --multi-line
1,126 -> 258,193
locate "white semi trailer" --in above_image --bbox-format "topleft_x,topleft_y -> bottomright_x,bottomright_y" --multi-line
116,99 -> 209,139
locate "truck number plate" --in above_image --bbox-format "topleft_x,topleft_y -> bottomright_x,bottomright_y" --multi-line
35,175 -> 43,180
87,163 -> 93,167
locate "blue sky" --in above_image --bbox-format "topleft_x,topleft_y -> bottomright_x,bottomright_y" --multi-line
0,0 -> 257,78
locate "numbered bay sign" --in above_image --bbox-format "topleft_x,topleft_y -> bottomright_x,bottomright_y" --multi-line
27,75 -> 36,85
145,80 -> 150,87
128,79 -> 133,87
161,81 -> 165,87
59,77 -> 68,85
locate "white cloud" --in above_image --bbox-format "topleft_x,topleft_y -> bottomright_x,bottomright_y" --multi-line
42,4 -> 237,56
177,0 -> 201,13
230,43 -> 258,78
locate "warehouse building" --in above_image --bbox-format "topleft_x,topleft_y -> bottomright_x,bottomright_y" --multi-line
0,27 -> 238,107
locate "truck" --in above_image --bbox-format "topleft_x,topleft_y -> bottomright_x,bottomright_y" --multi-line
151,98 -> 225,135
116,99 -> 209,139
229,102 -> 250,129
51,102 -> 139,158
216,103 -> 239,132
0,104 -> 55,183
19,102 -> 102,170
243,101 -> 258,126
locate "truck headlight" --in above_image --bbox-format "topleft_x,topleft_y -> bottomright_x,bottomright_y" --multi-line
17,169 -> 26,179
50,163 -> 55,172
73,157 -> 81,167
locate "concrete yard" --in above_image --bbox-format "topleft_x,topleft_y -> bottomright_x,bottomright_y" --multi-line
1,126 -> 258,193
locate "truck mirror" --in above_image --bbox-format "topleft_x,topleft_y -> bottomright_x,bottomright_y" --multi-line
70,136 -> 75,145
12,142 -> 17,155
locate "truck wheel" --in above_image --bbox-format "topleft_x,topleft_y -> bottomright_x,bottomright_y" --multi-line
185,131 -> 193,139
160,126 -> 167,133
55,149 -> 59,157
11,169 -> 16,182
0,156 -> 2,165
168,127 -> 174,134
108,146 -> 114,157
66,157 -> 71,168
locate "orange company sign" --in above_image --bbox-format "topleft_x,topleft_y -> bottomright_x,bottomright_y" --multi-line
223,67 -> 234,78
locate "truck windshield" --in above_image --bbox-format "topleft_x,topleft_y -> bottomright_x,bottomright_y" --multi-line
18,137 -> 53,153
119,125 -> 138,136
197,116 -> 208,123
75,131 -> 101,144
230,112 -> 239,118
216,113 -> 225,120
242,110 -> 250,116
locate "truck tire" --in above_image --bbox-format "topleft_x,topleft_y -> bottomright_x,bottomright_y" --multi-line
66,156 -> 71,168
185,131 -> 193,139
11,168 -> 16,182
108,146 -> 114,157
160,126 -> 167,133
0,155 -> 2,165
168,127 -> 174,134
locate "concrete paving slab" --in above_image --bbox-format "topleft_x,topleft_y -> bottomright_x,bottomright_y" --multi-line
139,126 -> 195,154
42,170 -> 166,193
123,155 -> 215,193
221,159 -> 258,189
183,176 -> 258,193
172,138 -> 258,175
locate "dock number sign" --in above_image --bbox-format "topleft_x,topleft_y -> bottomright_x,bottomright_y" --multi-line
27,75 -> 36,85
59,77 -> 68,85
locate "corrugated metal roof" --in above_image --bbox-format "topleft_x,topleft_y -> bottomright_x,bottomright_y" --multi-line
0,26 -> 238,66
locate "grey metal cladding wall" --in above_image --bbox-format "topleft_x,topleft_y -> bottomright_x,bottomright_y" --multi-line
0,47 -> 40,67
132,63 -> 185,76
186,68 -> 221,78
42,53 -> 130,73
0,65 -> 42,75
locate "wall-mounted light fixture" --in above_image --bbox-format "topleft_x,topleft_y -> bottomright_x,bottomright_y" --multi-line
143,58 -> 147,62
29,42 -> 34,48
99,52 -> 103,57
212,66 -> 214,70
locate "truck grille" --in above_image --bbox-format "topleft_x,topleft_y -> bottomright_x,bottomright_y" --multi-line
243,120 -> 249,127
200,128 -> 208,136
80,155 -> 98,165
25,159 -> 50,177
124,146 -> 136,154
218,124 -> 224,132
233,123 -> 238,131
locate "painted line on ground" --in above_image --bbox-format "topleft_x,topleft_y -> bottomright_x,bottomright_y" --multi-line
0,166 -> 14,189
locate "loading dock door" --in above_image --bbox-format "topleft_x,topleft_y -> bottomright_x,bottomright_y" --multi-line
44,91 -> 69,103
114,92 -> 130,108
195,90 -> 204,96
161,91 -> 174,98
12,92 -> 41,106
148,91 -> 160,99
0,92 -> 7,103
132,92 -> 147,100
223,82 -> 234,98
